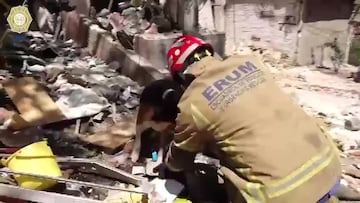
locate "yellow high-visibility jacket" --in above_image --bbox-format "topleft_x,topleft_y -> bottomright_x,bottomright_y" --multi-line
166,55 -> 342,203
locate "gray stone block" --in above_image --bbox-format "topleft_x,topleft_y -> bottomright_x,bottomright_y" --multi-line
95,33 -> 117,63
134,32 -> 182,69
345,117 -> 360,131
115,45 -> 170,86
200,31 -> 226,58
88,24 -> 107,55
178,0 -> 198,32
78,15 -> 90,47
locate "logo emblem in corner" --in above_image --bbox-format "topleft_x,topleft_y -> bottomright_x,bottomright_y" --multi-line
7,6 -> 33,33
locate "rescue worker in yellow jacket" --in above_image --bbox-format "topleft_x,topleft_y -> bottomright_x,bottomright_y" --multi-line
151,35 -> 342,203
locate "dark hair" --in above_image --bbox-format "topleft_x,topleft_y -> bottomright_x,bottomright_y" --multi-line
140,79 -> 184,122
173,73 -> 196,88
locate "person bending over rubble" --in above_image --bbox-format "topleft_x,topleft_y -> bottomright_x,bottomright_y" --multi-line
137,35 -> 342,203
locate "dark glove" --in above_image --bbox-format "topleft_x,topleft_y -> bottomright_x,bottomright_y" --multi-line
153,162 -> 167,179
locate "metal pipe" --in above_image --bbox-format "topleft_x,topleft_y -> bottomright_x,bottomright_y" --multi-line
0,155 -> 149,189
0,170 -> 146,194
56,157 -> 148,187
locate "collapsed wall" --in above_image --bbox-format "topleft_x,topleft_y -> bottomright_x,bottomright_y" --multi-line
61,0 -> 226,85
221,0 -> 353,66
58,0 -> 355,72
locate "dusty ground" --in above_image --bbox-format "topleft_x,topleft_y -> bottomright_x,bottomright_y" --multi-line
272,64 -> 360,149
264,57 -> 360,202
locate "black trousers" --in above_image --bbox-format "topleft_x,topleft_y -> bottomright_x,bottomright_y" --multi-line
164,163 -> 229,203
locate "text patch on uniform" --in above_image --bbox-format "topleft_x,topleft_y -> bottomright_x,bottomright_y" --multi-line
202,61 -> 266,111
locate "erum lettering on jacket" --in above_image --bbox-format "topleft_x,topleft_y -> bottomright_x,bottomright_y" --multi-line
202,61 -> 266,111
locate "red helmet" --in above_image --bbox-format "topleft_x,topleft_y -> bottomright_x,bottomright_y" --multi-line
167,35 -> 213,76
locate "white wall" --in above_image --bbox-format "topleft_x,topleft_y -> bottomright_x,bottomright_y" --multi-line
224,0 -> 300,58
297,20 -> 350,66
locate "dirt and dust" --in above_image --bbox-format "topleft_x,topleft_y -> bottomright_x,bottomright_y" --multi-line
255,49 -> 360,202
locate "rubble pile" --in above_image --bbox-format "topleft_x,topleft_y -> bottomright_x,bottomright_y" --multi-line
0,0 -> 224,202
0,29 -> 162,201
230,47 -> 360,201
0,0 -> 359,202
264,54 -> 360,201
92,0 -> 171,50
1,31 -> 143,152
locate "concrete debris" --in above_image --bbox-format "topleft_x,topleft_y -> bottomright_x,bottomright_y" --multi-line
336,178 -> 360,201
144,23 -> 159,34
108,7 -> 149,39
354,71 -> 360,83
149,178 -> 184,203
345,117 -> 360,131
0,23 -> 143,161
26,64 -> 46,72
79,116 -> 136,151
33,0 -> 56,34
198,0 -> 215,31
107,150 -> 132,168
1,1 -> 360,202
0,127 -> 44,147
55,84 -> 110,119
121,7 -> 143,36
257,47 -> 360,201
97,15 -> 111,30
105,176 -> 183,203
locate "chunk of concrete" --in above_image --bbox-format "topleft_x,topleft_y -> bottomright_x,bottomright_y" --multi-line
91,30 -> 224,86
134,31 -> 225,68
119,47 -> 169,85
345,117 -> 360,131
201,31 -> 226,58
134,33 -> 182,69
88,24 -> 107,55
178,0 -> 198,32
198,0 -> 215,31
63,11 -> 80,43
79,119 -> 136,151
95,33 -> 118,63
77,15 -> 91,47
109,43 -> 169,85
33,0 -> 54,33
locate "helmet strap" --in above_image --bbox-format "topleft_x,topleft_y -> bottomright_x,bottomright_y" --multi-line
173,72 -> 196,89
182,48 -> 213,74
172,48 -> 212,88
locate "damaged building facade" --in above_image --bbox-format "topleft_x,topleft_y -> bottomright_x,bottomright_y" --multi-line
17,0 -> 356,80
195,0 -> 354,66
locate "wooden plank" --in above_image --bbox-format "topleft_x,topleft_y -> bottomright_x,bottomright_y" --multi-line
2,77 -> 66,129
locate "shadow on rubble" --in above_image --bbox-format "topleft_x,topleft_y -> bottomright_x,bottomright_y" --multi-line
161,163 -> 228,203
42,117 -> 129,158
43,124 -> 98,158
0,87 -> 110,158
